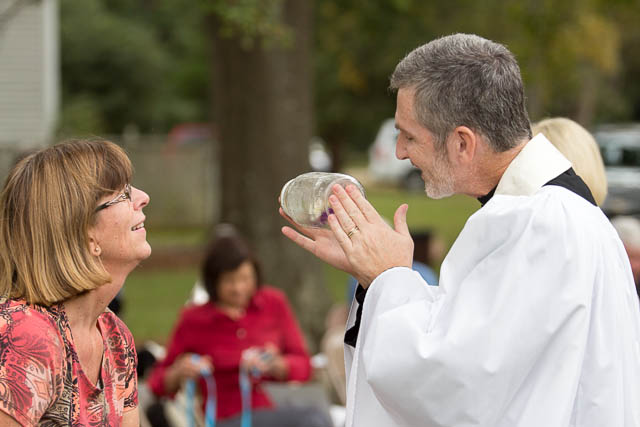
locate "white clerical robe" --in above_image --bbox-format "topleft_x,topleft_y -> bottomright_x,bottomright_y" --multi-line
344,134 -> 640,427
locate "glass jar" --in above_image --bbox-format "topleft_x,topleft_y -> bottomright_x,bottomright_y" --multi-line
280,172 -> 366,228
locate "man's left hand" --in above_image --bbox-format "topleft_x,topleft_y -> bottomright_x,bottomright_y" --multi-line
326,183 -> 414,288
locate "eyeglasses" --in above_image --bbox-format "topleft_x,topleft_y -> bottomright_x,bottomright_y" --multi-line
95,184 -> 132,212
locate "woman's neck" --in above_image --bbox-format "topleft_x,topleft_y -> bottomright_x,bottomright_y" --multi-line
64,278 -> 123,332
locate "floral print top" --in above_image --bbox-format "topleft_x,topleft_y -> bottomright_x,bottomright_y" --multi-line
0,298 -> 138,426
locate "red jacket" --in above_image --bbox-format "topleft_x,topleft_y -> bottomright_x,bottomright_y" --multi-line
147,286 -> 311,420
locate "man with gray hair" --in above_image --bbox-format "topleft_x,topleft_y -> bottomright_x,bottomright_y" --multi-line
281,34 -> 640,426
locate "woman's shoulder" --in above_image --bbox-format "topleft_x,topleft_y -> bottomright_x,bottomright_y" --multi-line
0,300 -> 66,377
0,299 -> 63,340
254,285 -> 290,307
180,300 -> 218,317
258,285 -> 286,297
168,302 -> 221,329
0,300 -> 67,425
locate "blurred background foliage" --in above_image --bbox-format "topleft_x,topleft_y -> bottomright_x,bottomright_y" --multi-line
58,0 -> 210,136
58,0 -> 640,150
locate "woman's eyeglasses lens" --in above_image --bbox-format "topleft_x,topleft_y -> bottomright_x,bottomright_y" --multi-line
95,184 -> 132,212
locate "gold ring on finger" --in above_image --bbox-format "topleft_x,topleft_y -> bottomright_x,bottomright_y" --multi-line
346,226 -> 359,239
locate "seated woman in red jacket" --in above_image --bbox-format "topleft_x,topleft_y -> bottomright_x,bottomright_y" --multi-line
147,228 -> 330,426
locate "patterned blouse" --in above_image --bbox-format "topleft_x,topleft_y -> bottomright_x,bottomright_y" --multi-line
0,298 -> 138,426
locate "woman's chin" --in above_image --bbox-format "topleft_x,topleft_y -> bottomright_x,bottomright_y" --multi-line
129,244 -> 152,269
139,243 -> 152,260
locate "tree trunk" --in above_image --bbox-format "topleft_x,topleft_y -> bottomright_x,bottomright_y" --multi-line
209,1 -> 331,349
575,66 -> 598,126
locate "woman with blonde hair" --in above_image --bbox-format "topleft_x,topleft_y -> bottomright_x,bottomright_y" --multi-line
0,139 -> 151,426
532,117 -> 608,205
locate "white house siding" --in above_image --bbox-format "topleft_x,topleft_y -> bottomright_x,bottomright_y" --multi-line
0,0 -> 59,150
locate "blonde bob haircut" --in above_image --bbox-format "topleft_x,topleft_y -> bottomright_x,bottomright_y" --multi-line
0,139 -> 132,306
532,117 -> 608,206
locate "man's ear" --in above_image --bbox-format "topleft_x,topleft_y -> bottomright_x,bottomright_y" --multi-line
449,126 -> 477,165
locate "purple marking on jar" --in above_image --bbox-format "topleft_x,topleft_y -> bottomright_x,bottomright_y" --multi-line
312,207 -> 334,227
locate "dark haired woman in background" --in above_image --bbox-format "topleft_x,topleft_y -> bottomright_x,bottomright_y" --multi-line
147,229 -> 331,427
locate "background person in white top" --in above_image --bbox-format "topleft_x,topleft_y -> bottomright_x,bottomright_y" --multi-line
281,33 -> 640,427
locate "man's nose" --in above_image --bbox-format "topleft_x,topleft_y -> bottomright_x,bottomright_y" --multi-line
396,138 -> 408,160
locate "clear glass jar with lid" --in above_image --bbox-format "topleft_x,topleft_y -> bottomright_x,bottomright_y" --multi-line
280,172 -> 366,228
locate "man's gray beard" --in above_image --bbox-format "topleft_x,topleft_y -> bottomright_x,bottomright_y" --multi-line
425,184 -> 454,199
424,153 -> 455,199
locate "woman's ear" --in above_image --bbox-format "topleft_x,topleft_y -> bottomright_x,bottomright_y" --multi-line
88,233 -> 101,256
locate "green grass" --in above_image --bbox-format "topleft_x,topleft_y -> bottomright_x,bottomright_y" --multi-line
145,226 -> 208,249
122,268 -> 198,345
122,186 -> 480,346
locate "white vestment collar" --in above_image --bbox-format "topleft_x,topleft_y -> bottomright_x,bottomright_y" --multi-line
494,133 -> 571,198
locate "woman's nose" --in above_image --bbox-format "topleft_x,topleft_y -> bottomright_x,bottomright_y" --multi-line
131,186 -> 150,209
